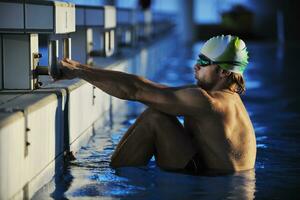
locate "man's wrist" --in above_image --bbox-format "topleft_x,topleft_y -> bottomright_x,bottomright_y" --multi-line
75,64 -> 89,79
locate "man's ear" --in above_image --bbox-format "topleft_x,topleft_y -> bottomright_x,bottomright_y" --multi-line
220,68 -> 231,78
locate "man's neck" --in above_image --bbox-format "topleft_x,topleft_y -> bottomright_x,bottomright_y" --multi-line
197,80 -> 235,93
210,80 -> 236,94
210,80 -> 228,91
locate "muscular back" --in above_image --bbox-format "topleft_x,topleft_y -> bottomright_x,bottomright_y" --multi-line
184,90 -> 256,172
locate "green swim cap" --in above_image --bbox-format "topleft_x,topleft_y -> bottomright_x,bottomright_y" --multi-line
200,35 -> 249,75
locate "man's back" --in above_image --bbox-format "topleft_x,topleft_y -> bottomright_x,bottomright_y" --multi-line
184,90 -> 256,172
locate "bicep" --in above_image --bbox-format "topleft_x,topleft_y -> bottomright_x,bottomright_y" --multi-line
137,86 -> 213,116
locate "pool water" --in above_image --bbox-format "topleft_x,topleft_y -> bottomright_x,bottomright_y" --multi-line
33,42 -> 300,200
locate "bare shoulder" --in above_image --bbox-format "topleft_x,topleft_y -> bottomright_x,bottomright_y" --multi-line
206,90 -> 253,127
208,90 -> 242,112
209,90 -> 254,135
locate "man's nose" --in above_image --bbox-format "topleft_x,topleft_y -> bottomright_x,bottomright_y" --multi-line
194,64 -> 201,71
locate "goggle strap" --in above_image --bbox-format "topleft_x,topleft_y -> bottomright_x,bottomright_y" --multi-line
214,60 -> 244,66
197,54 -> 246,67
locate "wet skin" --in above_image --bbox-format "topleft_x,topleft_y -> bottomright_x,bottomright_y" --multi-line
59,58 -> 256,173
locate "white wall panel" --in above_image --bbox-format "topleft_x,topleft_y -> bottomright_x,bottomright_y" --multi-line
104,6 -> 116,28
54,2 -> 75,33
68,82 -> 110,152
0,94 -> 63,199
68,4 -> 76,32
26,98 -> 63,198
0,113 -> 26,200
69,83 -> 94,144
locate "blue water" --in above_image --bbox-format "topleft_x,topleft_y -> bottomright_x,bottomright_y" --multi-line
33,42 -> 300,200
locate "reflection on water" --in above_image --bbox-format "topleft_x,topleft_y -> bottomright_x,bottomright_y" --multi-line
34,115 -> 257,200
33,42 -> 300,199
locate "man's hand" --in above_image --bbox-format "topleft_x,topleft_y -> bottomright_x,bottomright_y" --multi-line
58,58 -> 84,80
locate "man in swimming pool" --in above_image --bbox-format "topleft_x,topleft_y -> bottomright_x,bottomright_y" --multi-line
59,35 -> 256,174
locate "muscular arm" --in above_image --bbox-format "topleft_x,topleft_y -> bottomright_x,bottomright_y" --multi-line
62,59 -> 212,116
76,65 -> 162,100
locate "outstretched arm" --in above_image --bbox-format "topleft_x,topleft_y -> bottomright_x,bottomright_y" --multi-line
60,58 -> 167,100
60,59 -> 212,115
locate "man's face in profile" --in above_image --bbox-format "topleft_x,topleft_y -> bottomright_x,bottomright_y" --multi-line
194,62 -> 220,90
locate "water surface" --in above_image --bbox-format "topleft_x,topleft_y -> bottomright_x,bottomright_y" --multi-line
33,42 -> 300,200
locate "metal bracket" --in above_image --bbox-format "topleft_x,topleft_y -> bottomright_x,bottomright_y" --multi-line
92,86 -> 96,105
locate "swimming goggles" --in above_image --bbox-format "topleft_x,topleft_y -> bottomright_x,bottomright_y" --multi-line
196,54 -> 242,67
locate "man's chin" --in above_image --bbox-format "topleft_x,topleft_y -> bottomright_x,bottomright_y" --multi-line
196,79 -> 202,87
196,80 -> 210,90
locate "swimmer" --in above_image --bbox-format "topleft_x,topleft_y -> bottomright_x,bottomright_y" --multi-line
59,35 -> 256,175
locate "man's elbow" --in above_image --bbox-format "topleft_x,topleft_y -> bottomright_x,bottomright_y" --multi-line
129,84 -> 143,101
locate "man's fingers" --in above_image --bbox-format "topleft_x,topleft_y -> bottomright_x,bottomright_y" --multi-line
61,60 -> 68,65
60,58 -> 81,70
61,60 -> 73,68
64,58 -> 71,63
62,58 -> 73,65
70,60 -> 79,65
64,59 -> 72,65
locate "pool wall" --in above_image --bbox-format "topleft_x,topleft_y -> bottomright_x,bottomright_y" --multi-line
0,33 -> 176,200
